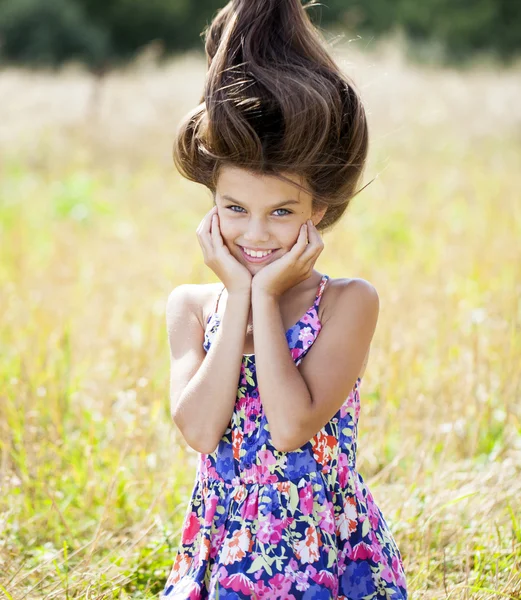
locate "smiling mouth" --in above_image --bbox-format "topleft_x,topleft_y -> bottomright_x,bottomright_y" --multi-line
239,246 -> 279,263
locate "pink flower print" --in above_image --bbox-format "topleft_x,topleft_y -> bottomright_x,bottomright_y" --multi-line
310,568 -> 338,592
258,468 -> 279,485
298,326 -> 314,347
393,554 -> 407,587
253,579 -> 271,598
337,452 -> 350,488
258,513 -> 284,544
306,311 -> 321,329
220,571 -> 256,595
299,481 -> 314,516
368,529 -> 385,563
317,500 -> 336,535
267,573 -> 294,599
380,563 -> 396,584
181,511 -> 200,545
203,492 -> 219,527
244,418 -> 256,435
300,312 -> 313,324
367,496 -> 381,529
240,487 -> 259,520
350,541 -> 375,560
257,449 -> 277,466
209,523 -> 226,559
283,556 -> 300,584
291,347 -> 301,361
201,455 -> 220,480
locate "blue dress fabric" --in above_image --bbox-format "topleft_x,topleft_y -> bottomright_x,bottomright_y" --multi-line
161,274 -> 408,599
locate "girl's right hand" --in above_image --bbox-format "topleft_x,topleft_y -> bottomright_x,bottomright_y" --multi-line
196,206 -> 252,295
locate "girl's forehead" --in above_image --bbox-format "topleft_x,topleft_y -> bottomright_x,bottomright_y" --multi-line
216,165 -> 312,204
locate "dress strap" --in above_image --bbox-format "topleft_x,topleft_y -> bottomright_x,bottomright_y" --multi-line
214,285 -> 226,314
314,274 -> 329,308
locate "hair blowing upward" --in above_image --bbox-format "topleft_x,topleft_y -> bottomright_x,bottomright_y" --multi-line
174,0 -> 369,232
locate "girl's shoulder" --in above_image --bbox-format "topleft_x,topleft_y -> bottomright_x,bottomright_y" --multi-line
323,275 -> 377,296
167,282 -> 222,331
320,276 -> 379,326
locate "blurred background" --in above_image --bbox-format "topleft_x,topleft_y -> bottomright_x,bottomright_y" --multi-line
0,0 -> 520,598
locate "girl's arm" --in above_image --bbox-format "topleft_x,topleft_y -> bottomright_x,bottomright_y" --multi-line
253,278 -> 379,452
167,283 -> 250,454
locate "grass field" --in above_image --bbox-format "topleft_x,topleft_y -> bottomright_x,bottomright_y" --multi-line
0,41 -> 520,598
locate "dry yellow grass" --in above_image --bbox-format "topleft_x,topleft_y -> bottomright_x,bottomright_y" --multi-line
0,40 -> 520,598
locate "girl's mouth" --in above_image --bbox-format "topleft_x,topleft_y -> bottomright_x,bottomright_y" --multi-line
239,246 -> 279,264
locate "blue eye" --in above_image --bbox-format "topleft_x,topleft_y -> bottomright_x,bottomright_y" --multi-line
226,205 -> 292,216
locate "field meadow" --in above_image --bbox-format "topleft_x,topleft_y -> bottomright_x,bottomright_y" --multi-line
0,38 -> 520,599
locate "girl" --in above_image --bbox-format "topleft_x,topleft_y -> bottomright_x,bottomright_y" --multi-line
161,0 -> 408,598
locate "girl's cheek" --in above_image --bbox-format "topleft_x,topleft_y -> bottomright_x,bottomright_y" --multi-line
218,219 -> 235,241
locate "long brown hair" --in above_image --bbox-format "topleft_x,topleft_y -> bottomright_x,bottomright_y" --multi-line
173,0 -> 369,232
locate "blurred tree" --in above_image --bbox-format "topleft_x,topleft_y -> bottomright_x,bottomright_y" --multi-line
396,0 -> 521,63
78,0 -> 191,57
0,0 -> 519,68
0,0 -> 109,69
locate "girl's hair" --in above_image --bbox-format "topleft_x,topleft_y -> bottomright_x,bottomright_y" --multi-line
173,0 -> 369,232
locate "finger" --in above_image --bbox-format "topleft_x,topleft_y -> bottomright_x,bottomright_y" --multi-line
198,207 -> 218,255
203,206 -> 218,232
300,221 -> 323,261
289,222 -> 310,258
293,222 -> 308,250
198,205 -> 216,228
210,213 -> 224,248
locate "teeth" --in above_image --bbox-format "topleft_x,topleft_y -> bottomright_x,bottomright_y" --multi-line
243,248 -> 272,258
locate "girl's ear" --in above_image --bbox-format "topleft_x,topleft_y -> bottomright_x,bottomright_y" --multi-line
312,205 -> 328,227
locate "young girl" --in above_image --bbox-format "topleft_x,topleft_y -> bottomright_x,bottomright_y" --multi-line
161,1 -> 408,598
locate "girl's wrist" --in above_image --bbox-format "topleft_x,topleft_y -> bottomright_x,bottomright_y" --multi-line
227,287 -> 252,300
251,285 -> 281,303
251,277 -> 281,298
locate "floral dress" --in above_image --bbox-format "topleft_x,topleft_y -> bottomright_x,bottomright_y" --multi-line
161,274 -> 408,599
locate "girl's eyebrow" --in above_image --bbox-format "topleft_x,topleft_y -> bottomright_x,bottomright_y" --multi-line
221,194 -> 300,209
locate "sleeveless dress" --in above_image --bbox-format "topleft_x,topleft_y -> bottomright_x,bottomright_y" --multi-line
161,274 -> 408,600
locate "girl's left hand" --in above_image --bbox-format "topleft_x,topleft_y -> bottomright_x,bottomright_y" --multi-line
252,220 -> 324,298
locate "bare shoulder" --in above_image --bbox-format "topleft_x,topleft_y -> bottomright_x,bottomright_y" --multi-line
320,276 -> 379,326
166,282 -> 222,329
319,277 -> 379,380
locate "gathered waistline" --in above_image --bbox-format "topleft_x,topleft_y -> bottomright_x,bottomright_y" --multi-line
195,467 -> 357,489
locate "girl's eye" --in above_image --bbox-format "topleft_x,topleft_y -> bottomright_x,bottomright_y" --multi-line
226,205 -> 292,217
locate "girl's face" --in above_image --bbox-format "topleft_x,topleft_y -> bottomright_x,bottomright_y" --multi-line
214,166 -> 326,273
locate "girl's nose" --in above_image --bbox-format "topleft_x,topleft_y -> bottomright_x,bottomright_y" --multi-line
243,220 -> 270,244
